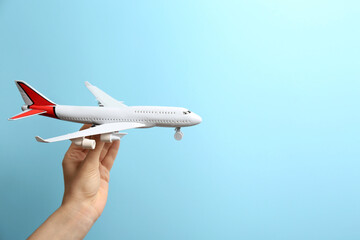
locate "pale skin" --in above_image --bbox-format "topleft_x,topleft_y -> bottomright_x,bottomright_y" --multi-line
28,125 -> 120,240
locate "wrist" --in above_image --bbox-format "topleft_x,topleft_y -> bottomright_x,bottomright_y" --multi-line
28,202 -> 97,240
60,201 -> 99,224
50,203 -> 96,239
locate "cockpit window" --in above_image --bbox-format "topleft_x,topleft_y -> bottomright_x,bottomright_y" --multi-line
183,110 -> 191,115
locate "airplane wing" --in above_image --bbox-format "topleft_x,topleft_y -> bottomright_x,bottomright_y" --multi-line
85,81 -> 127,108
35,122 -> 146,143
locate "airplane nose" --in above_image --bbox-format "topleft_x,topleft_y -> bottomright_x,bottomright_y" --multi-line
194,114 -> 202,124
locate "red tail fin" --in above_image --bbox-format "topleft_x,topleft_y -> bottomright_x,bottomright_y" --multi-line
15,80 -> 55,106
9,81 -> 58,120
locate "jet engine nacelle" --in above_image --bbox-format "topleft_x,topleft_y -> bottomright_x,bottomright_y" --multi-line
100,133 -> 121,143
72,138 -> 96,149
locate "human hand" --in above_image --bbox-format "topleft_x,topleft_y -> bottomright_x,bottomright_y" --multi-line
28,124 -> 120,240
61,124 -> 120,221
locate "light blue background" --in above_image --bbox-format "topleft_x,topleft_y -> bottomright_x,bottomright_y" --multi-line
1,0 -> 360,239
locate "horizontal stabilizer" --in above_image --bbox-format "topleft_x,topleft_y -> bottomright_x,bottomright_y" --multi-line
9,109 -> 46,120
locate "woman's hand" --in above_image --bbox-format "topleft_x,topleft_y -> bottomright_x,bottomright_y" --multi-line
28,125 -> 120,240
62,124 -> 120,220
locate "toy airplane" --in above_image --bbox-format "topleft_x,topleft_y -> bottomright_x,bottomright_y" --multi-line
9,81 -> 202,149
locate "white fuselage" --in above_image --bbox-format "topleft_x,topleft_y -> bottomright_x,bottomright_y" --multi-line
55,105 -> 202,128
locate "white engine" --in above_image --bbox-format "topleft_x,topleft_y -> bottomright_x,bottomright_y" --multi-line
100,133 -> 121,143
72,138 -> 96,149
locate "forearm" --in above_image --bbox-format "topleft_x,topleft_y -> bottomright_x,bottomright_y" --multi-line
28,203 -> 97,240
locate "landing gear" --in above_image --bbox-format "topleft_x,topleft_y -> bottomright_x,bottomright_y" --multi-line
174,127 -> 183,141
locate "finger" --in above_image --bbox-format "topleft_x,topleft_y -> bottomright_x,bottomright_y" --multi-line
63,148 -> 89,166
81,135 -> 105,170
100,142 -> 113,161
63,124 -> 92,168
102,140 -> 120,171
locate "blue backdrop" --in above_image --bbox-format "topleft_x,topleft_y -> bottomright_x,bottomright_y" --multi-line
1,0 -> 360,239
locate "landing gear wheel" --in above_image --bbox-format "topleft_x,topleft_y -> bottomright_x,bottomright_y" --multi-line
174,131 -> 183,141
174,127 -> 183,141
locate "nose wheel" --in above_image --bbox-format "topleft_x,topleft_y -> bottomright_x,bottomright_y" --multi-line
174,127 -> 183,141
